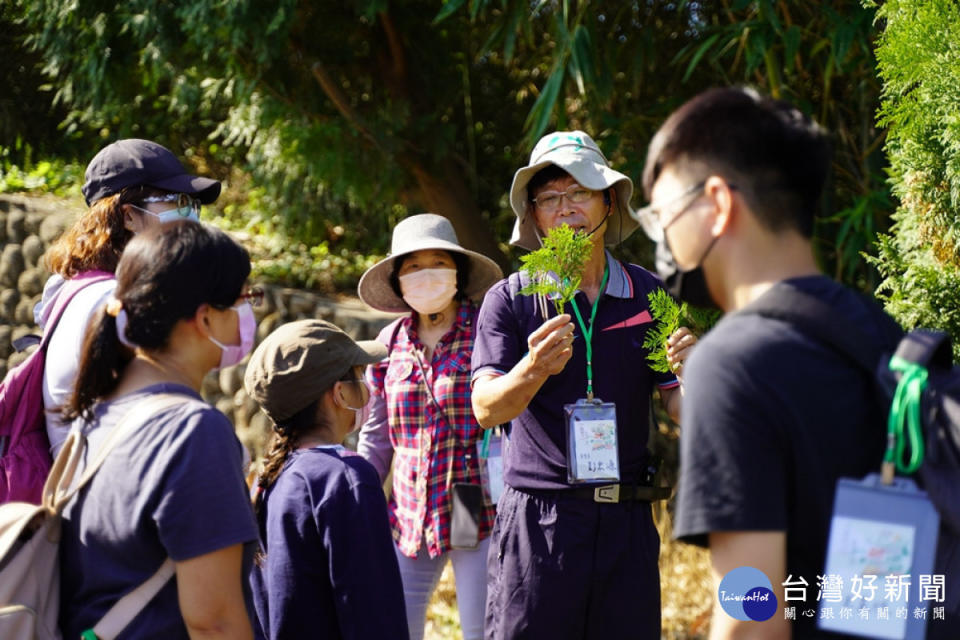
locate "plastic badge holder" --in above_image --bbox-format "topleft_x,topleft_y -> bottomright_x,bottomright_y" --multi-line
817,474 -> 939,640
564,398 -> 620,484
478,427 -> 505,505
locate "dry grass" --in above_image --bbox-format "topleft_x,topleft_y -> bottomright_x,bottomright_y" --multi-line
425,563 -> 462,640
655,501 -> 714,640
423,501 -> 714,640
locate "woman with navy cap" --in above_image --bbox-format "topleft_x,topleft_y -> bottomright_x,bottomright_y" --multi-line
35,139 -> 221,461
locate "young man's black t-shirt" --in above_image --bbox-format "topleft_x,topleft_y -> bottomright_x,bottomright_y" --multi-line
674,275 -> 901,639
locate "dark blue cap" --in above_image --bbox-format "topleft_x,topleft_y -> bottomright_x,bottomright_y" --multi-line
81,139 -> 221,206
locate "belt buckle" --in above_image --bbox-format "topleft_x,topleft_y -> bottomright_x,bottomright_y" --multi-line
593,484 -> 620,503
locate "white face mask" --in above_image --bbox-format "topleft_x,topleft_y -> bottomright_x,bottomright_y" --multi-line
399,268 -> 457,314
340,380 -> 371,433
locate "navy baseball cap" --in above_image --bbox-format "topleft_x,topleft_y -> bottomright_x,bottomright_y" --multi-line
81,139 -> 221,206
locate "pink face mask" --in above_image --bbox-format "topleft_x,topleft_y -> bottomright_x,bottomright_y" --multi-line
399,268 -> 457,314
208,302 -> 256,370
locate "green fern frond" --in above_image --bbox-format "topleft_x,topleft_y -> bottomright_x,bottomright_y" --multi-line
519,225 -> 593,316
643,290 -> 720,373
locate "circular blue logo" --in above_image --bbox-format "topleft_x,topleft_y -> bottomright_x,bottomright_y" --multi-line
717,566 -> 778,622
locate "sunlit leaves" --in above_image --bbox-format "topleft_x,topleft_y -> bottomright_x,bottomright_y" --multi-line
870,0 -> 960,359
518,224 -> 592,316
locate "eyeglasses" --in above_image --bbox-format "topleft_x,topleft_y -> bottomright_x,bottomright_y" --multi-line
240,287 -> 265,308
530,185 -> 598,211
339,376 -> 370,395
636,182 -> 707,243
140,193 -> 202,219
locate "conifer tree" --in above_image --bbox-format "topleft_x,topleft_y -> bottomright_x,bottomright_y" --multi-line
870,0 -> 960,360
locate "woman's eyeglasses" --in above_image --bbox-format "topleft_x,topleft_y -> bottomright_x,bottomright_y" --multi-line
140,193 -> 202,219
240,287 -> 265,308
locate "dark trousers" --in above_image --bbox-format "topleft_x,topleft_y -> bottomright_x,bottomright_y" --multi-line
485,486 -> 661,640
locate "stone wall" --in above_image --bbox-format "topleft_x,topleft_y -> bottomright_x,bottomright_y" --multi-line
0,194 -> 400,461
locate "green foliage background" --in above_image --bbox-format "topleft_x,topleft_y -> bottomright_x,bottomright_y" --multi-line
12,0 -> 959,365
2,0 -> 899,296
869,0 -> 960,360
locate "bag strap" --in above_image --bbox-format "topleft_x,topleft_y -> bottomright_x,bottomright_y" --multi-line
892,329 -> 953,371
387,317 -> 403,351
410,345 -> 460,490
408,304 -> 483,490
40,272 -> 114,351
52,392 -> 189,640
90,558 -> 176,640
737,282 -> 886,376
44,394 -> 189,513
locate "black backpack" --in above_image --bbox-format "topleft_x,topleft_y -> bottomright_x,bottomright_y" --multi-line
743,281 -> 960,623
742,282 -> 960,532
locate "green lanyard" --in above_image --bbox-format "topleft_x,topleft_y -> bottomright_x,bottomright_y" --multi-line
569,265 -> 609,401
885,355 -> 928,474
480,427 -> 491,459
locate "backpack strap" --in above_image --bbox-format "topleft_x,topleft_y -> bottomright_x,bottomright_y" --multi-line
50,393 -> 190,640
39,272 -> 115,351
90,558 -> 176,640
892,329 -> 953,371
738,281 -> 888,376
45,394 -> 189,513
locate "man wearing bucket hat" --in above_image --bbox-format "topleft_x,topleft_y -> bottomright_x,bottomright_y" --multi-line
35,139 -> 221,463
471,131 -> 697,638
356,214 -> 503,640
245,319 -> 409,640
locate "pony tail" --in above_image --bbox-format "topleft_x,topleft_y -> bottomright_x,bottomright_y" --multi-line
253,430 -> 296,518
252,429 -> 295,567
61,305 -> 132,423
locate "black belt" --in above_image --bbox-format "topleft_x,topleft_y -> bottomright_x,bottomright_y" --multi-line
568,483 -> 672,503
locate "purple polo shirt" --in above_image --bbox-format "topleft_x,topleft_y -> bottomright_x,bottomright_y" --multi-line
471,252 -> 678,491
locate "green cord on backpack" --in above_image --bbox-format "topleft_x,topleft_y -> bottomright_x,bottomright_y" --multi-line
886,355 -> 928,474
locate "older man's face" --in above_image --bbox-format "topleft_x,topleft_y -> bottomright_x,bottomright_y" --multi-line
530,174 -> 608,245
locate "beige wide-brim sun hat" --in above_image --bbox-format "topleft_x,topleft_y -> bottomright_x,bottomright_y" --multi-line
509,130 -> 639,251
358,213 -> 503,313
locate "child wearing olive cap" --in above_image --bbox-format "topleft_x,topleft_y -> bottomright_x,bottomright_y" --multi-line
244,319 -> 409,640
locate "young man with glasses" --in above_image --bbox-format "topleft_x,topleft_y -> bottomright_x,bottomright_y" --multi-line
471,130 -> 697,639
641,88 -> 907,640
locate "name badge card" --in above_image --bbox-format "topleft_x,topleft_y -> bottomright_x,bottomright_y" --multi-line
477,427 -> 505,505
564,399 -> 619,484
817,474 -> 939,640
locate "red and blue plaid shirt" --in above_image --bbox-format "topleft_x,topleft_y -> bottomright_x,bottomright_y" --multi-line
367,299 -> 495,558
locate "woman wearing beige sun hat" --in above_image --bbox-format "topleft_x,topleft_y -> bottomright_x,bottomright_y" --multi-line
356,213 -> 502,640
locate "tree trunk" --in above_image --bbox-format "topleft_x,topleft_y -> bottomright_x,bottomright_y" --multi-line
408,161 -> 511,273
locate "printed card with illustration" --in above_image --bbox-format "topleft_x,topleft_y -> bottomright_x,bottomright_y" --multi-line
564,399 -> 620,483
818,475 -> 940,640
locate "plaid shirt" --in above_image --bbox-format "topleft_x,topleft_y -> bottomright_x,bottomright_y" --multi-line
367,299 -> 495,558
